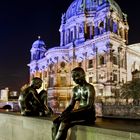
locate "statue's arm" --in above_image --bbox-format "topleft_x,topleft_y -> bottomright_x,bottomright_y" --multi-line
87,85 -> 95,107
21,88 -> 34,110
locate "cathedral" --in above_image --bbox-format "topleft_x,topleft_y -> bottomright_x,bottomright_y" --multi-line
28,0 -> 140,113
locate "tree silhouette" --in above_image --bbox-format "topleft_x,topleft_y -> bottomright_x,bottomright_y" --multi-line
120,79 -> 140,105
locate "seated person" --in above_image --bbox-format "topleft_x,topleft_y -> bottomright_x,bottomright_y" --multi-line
18,77 -> 51,116
52,67 -> 96,140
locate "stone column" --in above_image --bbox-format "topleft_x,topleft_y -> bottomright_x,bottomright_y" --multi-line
103,19 -> 106,33
78,22 -> 85,42
76,24 -> 79,39
106,42 -> 113,82
60,30 -> 65,46
106,17 -> 110,32
94,22 -> 99,36
125,29 -> 128,44
65,31 -> 67,45
74,26 -> 77,40
68,29 -> 70,43
90,24 -> 93,39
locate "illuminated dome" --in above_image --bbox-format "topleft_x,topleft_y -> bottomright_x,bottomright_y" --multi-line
30,36 -> 46,61
108,0 -> 123,18
66,0 -> 123,20
66,0 -> 97,20
32,36 -> 46,49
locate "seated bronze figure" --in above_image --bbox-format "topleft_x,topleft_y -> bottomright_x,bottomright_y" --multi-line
52,67 -> 96,140
18,77 -> 52,116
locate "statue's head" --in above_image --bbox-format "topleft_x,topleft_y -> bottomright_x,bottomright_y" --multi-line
71,67 -> 86,85
31,77 -> 42,89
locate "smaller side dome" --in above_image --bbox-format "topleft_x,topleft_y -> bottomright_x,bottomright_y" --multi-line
108,0 -> 123,19
32,36 -> 46,49
66,0 -> 77,20
30,36 -> 47,61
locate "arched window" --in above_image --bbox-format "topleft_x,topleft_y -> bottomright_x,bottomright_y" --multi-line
99,56 -> 105,65
92,26 -> 94,38
113,74 -> 117,82
110,19 -> 113,32
49,77 -> 54,87
88,60 -> 93,68
34,51 -> 40,60
99,21 -> 104,34
70,30 -> 73,42
79,26 -> 83,33
95,26 -> 99,35
85,26 -> 90,39
113,56 -> 117,65
60,62 -> 66,68
113,22 -> 118,34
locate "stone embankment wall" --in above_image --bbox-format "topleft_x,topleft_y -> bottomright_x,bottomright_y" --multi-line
0,113 -> 139,140
102,105 -> 140,118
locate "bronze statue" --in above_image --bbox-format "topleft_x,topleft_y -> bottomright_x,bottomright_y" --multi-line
52,67 -> 96,140
18,77 -> 52,116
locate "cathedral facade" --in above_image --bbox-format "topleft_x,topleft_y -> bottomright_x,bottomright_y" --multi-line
28,0 -> 140,112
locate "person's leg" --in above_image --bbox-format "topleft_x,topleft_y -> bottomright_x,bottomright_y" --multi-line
54,110 -> 88,140
55,122 -> 71,140
52,123 -> 60,140
54,108 -> 96,140
52,117 -> 61,140
62,108 -> 96,125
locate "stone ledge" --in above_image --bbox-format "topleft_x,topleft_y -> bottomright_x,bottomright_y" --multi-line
0,112 -> 139,140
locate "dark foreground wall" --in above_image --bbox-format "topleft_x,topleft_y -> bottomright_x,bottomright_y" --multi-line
0,112 -> 140,140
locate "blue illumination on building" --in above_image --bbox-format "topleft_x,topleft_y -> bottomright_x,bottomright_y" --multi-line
28,0 -> 133,113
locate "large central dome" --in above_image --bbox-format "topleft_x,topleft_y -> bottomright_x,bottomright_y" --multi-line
66,0 -> 97,20
66,0 -> 123,20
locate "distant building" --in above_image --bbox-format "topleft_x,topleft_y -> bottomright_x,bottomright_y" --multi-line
8,91 -> 18,101
28,0 -> 140,112
0,88 -> 18,102
127,43 -> 140,81
0,88 -> 9,101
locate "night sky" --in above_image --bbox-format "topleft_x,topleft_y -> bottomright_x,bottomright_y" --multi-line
0,0 -> 140,91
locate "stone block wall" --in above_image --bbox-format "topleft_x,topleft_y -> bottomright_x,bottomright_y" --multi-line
0,113 -> 139,140
102,105 -> 140,118
0,113 -> 52,140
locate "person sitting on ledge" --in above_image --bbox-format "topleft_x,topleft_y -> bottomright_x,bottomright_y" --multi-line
18,77 -> 52,116
52,67 -> 96,140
